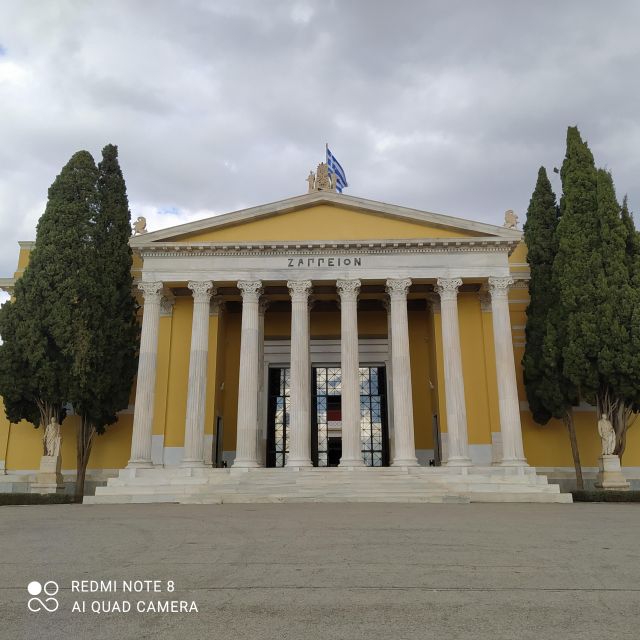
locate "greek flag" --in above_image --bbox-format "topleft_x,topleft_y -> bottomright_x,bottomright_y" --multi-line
326,146 -> 348,193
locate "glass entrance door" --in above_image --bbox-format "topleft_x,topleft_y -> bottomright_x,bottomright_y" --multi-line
266,368 -> 290,467
358,366 -> 390,467
266,365 -> 389,468
312,366 -> 389,467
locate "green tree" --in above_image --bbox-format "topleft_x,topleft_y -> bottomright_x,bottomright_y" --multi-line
0,151 -> 97,440
522,167 -> 583,487
599,189 -> 640,458
69,144 -> 139,499
621,196 -> 640,276
0,302 -> 42,429
552,126 -> 640,465
554,126 -> 602,405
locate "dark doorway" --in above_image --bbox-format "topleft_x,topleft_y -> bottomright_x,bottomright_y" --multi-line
327,437 -> 342,466
266,367 -> 290,467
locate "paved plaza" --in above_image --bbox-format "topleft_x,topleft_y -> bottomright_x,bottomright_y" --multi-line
2,503 -> 639,639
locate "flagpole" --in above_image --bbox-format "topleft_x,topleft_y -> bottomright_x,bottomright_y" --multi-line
325,142 -> 328,163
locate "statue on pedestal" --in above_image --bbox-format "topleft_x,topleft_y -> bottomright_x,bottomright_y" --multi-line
32,416 -> 64,495
595,413 -> 629,490
597,414 -> 616,456
44,416 -> 62,457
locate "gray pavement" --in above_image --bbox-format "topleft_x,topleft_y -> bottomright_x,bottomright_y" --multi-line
1,503 -> 639,639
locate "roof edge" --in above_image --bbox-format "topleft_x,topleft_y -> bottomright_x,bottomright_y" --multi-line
133,191 -> 522,244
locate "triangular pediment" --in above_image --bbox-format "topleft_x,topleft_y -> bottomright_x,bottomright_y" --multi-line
133,192 -> 521,245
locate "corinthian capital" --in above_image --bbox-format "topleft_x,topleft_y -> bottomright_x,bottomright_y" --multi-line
237,280 -> 263,303
287,280 -> 312,302
138,281 -> 164,303
435,277 -> 463,302
336,279 -> 361,301
385,278 -> 411,300
488,276 -> 514,299
188,280 -> 216,303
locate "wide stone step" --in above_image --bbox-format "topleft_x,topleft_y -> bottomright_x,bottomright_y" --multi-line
87,466 -> 572,504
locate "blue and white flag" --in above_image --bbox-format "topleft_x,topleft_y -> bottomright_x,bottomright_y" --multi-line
326,146 -> 348,193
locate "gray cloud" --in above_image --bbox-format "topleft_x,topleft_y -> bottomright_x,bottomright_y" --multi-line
1,0 -> 640,299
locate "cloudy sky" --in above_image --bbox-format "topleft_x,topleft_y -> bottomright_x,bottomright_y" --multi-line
1,0 -> 639,302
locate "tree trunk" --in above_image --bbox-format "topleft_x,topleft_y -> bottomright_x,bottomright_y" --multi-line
614,404 -> 637,462
75,417 -> 96,503
564,410 -> 583,490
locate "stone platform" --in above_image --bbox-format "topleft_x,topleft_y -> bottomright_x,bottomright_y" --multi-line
85,465 -> 572,504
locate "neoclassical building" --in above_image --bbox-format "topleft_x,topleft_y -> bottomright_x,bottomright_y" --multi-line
1,185 -> 635,501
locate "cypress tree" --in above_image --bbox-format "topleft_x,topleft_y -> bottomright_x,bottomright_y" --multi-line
0,301 -> 41,428
69,144 -> 139,499
594,170 -> 631,414
0,151 -> 97,436
621,196 -> 640,279
554,126 -> 602,402
602,191 -> 640,457
522,167 -> 582,487
552,127 -> 640,464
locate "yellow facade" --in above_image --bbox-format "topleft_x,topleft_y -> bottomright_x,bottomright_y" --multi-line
1,197 -> 632,480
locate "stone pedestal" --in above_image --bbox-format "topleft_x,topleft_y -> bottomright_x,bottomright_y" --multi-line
31,454 -> 65,494
595,454 -> 629,490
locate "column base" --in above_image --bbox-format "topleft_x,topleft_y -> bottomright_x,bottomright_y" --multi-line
500,458 -> 529,468
232,459 -> 261,469
285,458 -> 313,468
126,459 -> 154,469
392,457 -> 419,467
445,456 -> 473,467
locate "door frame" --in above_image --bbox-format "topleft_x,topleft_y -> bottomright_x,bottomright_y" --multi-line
263,339 -> 391,467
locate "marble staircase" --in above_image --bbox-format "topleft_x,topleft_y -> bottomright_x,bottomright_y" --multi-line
85,466 -> 572,504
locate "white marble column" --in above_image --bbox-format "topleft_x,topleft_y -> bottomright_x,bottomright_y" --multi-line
286,280 -> 313,467
257,299 -> 269,466
233,281 -> 263,468
488,276 -> 527,466
386,278 -> 418,466
181,281 -> 216,467
382,299 -> 395,462
128,281 -> 163,468
337,279 -> 364,467
436,277 -> 472,466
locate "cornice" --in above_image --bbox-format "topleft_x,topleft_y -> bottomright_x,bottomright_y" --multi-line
0,277 -> 16,295
137,236 -> 519,258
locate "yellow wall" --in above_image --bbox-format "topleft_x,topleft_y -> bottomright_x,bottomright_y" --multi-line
221,310 -> 241,452
408,309 -> 435,450
162,298 -> 191,446
1,407 -> 132,472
